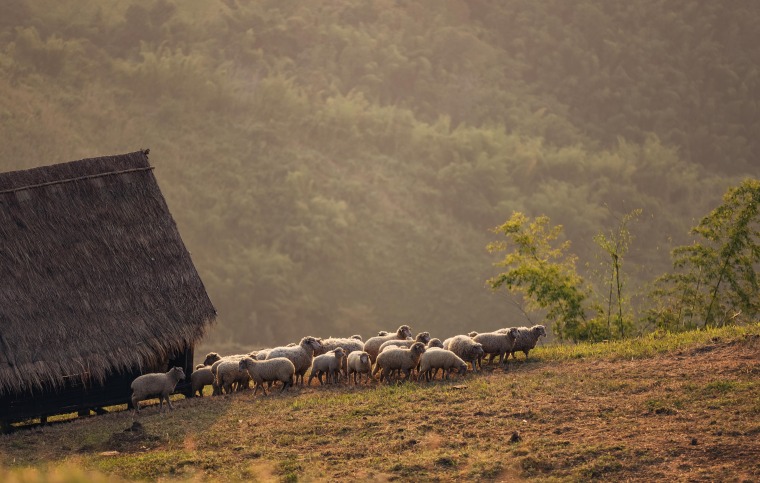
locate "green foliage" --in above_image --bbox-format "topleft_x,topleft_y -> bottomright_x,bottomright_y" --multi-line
0,1 -> 755,346
488,212 -> 589,341
647,179 -> 760,330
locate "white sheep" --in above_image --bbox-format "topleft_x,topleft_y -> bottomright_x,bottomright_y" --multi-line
473,329 -> 519,367
373,342 -> 426,383
130,366 -> 185,414
266,336 -> 323,385
498,325 -> 547,360
308,348 -> 346,385
378,332 -> 431,353
316,337 -> 365,380
447,335 -> 485,372
210,354 -> 251,395
190,366 -> 214,397
417,348 -> 468,382
346,351 -> 374,384
238,356 -> 296,396
427,338 -> 444,349
364,325 -> 413,363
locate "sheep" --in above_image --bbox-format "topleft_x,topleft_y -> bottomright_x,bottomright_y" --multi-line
266,336 -> 323,385
215,359 -> 253,395
202,352 -> 222,366
417,348 -> 468,382
190,366 -> 214,397
377,330 -> 389,336
378,332 -> 431,353
468,331 -> 479,338
315,337 -> 365,380
308,348 -> 346,385
238,357 -> 295,396
130,366 -> 185,414
427,338 -> 444,349
373,342 -> 426,383
473,328 -> 519,367
364,325 -> 413,363
346,351 -> 374,384
446,335 -> 485,372
210,354 -> 250,395
498,325 -> 547,360
351,334 -> 363,341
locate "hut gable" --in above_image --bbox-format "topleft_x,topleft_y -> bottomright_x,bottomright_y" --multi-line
0,151 -> 216,396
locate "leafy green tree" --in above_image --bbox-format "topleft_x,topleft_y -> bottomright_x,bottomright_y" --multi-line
647,179 -> 760,329
487,212 -> 589,341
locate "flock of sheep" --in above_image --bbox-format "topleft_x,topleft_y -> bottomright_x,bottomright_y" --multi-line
130,324 -> 547,413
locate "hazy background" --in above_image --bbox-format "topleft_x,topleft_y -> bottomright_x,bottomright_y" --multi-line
0,0 -> 756,354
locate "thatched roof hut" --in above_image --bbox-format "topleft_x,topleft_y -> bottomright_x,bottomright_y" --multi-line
0,150 -> 215,400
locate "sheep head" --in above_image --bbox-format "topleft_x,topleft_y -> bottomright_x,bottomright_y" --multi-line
301,336 -> 323,354
471,343 -> 485,358
397,325 -> 412,339
415,332 -> 431,344
203,352 -> 222,366
533,325 -> 547,338
427,338 -> 444,349
172,366 -> 186,381
410,342 -> 426,356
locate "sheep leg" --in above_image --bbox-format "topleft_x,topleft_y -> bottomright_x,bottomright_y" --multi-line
280,380 -> 290,393
166,395 -> 175,410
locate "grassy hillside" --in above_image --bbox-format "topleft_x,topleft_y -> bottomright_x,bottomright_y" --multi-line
1,323 -> 757,482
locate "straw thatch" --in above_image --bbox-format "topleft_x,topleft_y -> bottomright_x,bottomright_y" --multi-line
0,151 -> 216,396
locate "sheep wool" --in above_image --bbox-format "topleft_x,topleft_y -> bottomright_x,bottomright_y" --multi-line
190,366 -> 214,397
266,336 -> 323,385
130,366 -> 185,414
499,325 -> 547,360
447,335 -> 485,371
239,357 -> 296,396
309,348 -> 347,385
346,351 -> 374,384
378,332 -> 431,353
211,354 -> 250,395
373,342 -> 426,382
364,325 -> 413,363
473,329 -> 519,367
417,348 -> 468,382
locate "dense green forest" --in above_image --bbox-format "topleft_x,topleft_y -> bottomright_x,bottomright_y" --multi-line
0,0 -> 756,348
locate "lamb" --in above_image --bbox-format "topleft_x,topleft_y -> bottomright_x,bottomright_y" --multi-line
266,336 -> 323,385
446,335 -> 485,372
473,328 -> 519,367
316,337 -> 365,381
190,366 -> 214,397
202,352 -> 223,366
238,356 -> 295,396
364,325 -> 413,363
498,325 -> 547,360
373,342 -> 426,383
130,366 -> 185,414
308,348 -> 346,385
346,351 -> 374,384
417,348 -> 468,382
378,332 -> 431,353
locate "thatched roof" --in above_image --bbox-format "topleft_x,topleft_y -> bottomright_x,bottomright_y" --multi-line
0,151 -> 216,396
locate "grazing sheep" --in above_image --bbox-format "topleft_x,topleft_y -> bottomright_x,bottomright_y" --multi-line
309,348 -> 346,385
130,367 -> 185,414
378,332 -> 431,353
474,329 -> 519,367
266,336 -> 323,385
346,351 -> 374,384
238,357 -> 295,396
498,325 -> 547,360
364,325 -> 413,363
418,348 -> 468,382
373,342 -> 426,383
190,366 -> 214,397
447,335 -> 485,372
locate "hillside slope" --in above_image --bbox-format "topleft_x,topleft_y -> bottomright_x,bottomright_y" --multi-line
0,325 -> 757,481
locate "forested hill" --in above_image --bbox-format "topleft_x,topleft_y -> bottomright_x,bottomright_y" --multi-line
0,0 -> 756,347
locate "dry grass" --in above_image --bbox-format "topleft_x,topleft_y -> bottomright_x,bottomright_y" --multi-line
1,325 -> 758,482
